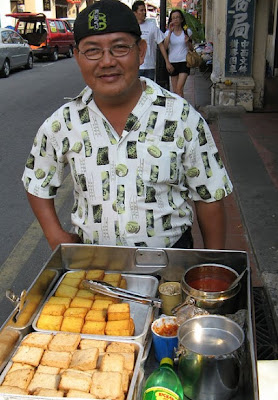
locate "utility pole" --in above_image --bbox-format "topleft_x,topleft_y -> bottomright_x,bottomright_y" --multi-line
155,0 -> 169,90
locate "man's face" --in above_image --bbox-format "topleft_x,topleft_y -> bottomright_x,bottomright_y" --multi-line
74,32 -> 146,103
134,5 -> 146,24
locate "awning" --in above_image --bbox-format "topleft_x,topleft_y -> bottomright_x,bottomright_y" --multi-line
66,0 -> 81,3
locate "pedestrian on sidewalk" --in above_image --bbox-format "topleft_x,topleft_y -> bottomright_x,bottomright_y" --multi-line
164,9 -> 193,97
132,0 -> 172,80
22,0 -> 233,252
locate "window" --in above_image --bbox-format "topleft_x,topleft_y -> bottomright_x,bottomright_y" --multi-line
55,21 -> 65,33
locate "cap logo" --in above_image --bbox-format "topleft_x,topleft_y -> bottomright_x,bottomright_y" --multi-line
88,9 -> 107,32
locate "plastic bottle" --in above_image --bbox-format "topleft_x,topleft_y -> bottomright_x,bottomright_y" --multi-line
142,357 -> 184,400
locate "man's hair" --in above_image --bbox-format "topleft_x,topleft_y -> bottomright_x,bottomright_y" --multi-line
132,1 -> 145,12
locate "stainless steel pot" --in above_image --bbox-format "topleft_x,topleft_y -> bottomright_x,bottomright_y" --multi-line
177,315 -> 244,400
180,263 -> 241,314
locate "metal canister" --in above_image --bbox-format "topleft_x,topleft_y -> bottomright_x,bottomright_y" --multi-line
180,263 -> 241,314
177,315 -> 244,400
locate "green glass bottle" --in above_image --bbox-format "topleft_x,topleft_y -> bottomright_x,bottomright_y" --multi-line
142,357 -> 184,400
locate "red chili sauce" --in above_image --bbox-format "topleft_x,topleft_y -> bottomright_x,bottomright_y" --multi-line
188,277 -> 230,292
153,323 -> 178,337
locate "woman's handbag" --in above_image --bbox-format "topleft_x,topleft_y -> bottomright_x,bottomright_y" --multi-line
186,50 -> 203,68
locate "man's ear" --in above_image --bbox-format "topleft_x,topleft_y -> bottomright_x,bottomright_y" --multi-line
138,39 -> 147,65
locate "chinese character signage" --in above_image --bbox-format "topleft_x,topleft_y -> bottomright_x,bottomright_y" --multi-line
225,0 -> 256,76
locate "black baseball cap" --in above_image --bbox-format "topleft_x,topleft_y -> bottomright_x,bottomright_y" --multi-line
74,0 -> 141,45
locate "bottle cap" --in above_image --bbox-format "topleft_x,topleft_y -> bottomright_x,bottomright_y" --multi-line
160,357 -> 173,366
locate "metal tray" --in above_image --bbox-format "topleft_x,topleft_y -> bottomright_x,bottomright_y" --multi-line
32,271 -> 159,345
0,332 -> 144,400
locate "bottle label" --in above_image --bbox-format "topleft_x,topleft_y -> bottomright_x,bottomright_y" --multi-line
143,386 -> 181,400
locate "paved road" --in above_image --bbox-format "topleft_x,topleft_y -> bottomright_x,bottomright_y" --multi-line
0,56 -> 85,324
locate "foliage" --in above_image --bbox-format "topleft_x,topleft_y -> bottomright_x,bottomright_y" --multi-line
183,11 -> 205,43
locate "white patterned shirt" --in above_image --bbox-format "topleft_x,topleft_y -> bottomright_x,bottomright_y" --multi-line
22,78 -> 233,247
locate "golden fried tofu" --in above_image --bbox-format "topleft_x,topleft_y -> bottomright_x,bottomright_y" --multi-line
61,317 -> 84,333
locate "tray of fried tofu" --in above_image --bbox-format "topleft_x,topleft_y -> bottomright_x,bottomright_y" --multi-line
0,331 -> 144,400
32,270 -> 158,345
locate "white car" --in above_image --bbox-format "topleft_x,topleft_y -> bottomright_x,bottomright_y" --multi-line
0,27 -> 33,78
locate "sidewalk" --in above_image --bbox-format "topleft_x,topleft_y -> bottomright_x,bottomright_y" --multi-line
183,69 -> 278,357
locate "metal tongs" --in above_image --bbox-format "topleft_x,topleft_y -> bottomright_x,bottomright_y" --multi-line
82,279 -> 162,309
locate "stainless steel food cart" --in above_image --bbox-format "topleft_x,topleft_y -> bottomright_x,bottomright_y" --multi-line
0,244 -> 259,400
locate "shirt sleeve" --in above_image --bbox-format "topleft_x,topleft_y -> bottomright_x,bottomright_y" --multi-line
181,105 -> 233,202
22,119 -> 66,199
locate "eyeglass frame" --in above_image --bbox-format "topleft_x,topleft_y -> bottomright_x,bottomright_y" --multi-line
77,39 -> 140,61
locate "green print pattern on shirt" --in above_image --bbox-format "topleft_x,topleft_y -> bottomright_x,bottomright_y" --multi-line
71,142 -> 83,153
26,154 -> 35,169
181,101 -> 190,121
136,169 -> 144,196
162,120 -> 177,142
63,106 -> 72,130
81,131 -> 92,157
127,141 -> 137,159
93,204 -> 102,223
103,120 -> 117,145
201,152 -> 213,178
152,96 -> 166,107
214,152 -> 224,168
84,198 -> 88,225
116,185 -> 125,214
147,145 -> 162,158
35,168 -> 46,179
101,171 -> 110,201
146,209 -> 155,237
214,188 -> 225,200
97,147 -> 109,165
51,120 -> 61,133
126,221 -> 140,234
162,214 -> 172,231
167,187 -> 177,210
186,167 -> 200,178
62,137 -> 70,155
176,136 -> 185,149
197,118 -> 207,146
78,174 -> 87,191
116,164 -> 128,177
93,231 -> 99,244
184,127 -> 193,142
170,152 -> 177,180
223,175 -> 232,195
40,134 -> 47,156
196,184 -> 211,200
146,111 -> 158,134
71,158 -> 79,185
78,107 -> 90,124
145,186 -> 156,203
138,131 -> 147,143
49,186 -> 57,196
125,113 -> 140,132
150,165 -> 159,183
41,166 -> 56,188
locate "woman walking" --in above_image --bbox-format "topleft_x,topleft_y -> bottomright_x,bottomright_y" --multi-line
164,9 -> 193,97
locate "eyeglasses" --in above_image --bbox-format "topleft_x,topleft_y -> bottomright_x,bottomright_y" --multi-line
78,41 -> 139,60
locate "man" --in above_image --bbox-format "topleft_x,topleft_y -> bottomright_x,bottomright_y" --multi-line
22,0 -> 232,251
132,0 -> 172,80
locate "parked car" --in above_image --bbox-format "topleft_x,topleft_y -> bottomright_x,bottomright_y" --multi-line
0,27 -> 33,78
60,18 -> 75,31
6,13 -> 75,61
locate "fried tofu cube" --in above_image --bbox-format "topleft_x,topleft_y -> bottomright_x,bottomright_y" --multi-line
61,276 -> 82,288
0,386 -> 28,395
68,271 -> 86,279
59,370 -> 92,392
120,278 -> 127,289
37,315 -> 63,331
41,350 -> 72,369
2,368 -> 34,390
81,321 -> 106,335
69,348 -> 99,371
64,307 -> 88,319
91,299 -> 113,310
105,319 -> 132,336
129,318 -> 135,336
22,332 -> 53,349
75,289 -> 95,300
107,303 -> 130,321
61,317 -> 84,333
100,353 -> 125,372
85,309 -> 107,322
70,297 -> 93,309
55,284 -> 78,299
79,339 -> 107,352
85,269 -> 105,280
67,389 -> 95,398
28,372 -> 61,393
90,371 -> 123,399
37,365 -> 60,374
33,388 -> 64,397
47,296 -> 71,309
103,273 -> 122,287
12,345 -> 44,367
122,370 -> 130,393
41,303 -> 66,316
106,342 -> 135,353
49,333 -> 80,352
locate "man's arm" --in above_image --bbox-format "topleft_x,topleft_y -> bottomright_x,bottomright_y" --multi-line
26,192 -> 80,250
194,199 -> 226,249
158,42 -> 174,73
